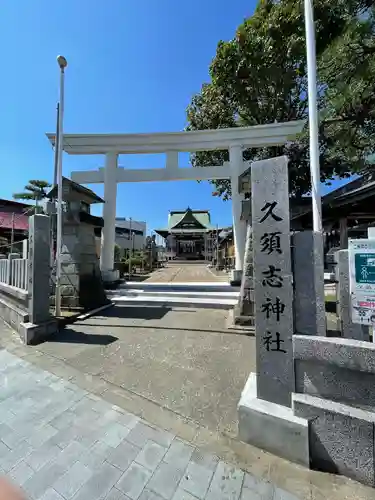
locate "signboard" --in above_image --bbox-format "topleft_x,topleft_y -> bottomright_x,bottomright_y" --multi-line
349,239 -> 375,325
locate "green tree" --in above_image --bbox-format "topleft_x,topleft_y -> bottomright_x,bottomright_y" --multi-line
186,0 -> 375,200
13,180 -> 51,209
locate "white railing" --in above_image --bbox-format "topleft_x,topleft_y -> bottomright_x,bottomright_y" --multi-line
0,259 -> 8,284
10,259 -> 28,290
0,257 -> 28,291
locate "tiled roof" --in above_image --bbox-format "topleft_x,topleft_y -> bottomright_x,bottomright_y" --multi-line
0,212 -> 29,231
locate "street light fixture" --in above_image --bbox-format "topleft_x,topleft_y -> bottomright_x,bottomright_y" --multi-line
55,55 -> 67,317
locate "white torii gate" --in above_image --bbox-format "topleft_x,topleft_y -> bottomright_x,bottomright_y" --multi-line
46,121 -> 304,282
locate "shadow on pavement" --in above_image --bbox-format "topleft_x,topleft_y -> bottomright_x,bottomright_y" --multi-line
43,328 -> 118,346
104,305 -> 172,320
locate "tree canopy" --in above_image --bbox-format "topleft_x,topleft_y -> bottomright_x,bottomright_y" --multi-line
13,180 -> 51,207
186,0 -> 375,200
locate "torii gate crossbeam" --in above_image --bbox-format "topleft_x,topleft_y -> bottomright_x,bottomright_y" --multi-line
46,121 -> 304,283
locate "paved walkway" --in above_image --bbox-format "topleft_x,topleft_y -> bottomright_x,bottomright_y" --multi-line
0,349 -> 297,500
1,332 -> 375,500
145,264 -> 227,283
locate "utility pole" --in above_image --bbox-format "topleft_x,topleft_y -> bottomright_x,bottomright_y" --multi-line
10,213 -> 14,253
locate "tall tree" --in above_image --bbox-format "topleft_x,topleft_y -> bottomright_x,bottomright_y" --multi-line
13,180 -> 51,209
186,0 -> 375,200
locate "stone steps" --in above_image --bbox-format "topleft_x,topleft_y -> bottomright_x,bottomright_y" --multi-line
107,282 -> 240,310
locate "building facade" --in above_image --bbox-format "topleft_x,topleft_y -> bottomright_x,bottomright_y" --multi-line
115,218 -> 146,255
155,208 -> 218,261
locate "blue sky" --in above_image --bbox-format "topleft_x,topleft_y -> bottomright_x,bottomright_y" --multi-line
0,0 -> 348,233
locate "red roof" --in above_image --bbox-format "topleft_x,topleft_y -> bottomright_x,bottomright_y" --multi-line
0,212 -> 29,231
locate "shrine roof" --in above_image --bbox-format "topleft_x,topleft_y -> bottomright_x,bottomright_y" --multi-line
168,208 -> 212,229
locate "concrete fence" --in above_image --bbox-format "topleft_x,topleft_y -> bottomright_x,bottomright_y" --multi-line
0,215 -> 57,344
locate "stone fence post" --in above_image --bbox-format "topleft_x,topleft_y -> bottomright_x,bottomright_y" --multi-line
27,215 -> 53,325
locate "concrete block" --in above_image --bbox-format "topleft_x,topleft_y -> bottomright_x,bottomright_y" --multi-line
135,440 -> 167,472
296,358 -> 375,409
19,319 -> 58,345
205,461 -> 244,500
238,373 -> 309,466
293,393 -> 375,487
292,231 -> 326,336
230,269 -> 242,286
116,462 -> 152,500
293,335 -> 375,373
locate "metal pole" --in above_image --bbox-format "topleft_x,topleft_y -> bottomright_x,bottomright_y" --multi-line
10,213 -> 14,253
304,0 -> 322,233
128,218 -> 132,280
216,224 -> 219,269
53,103 -> 60,189
55,55 -> 67,317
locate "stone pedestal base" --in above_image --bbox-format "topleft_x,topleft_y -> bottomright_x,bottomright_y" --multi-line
101,269 -> 120,283
230,269 -> 242,286
20,319 -> 58,345
238,373 -> 309,466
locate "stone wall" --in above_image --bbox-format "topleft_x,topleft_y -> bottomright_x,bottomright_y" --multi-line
55,217 -> 108,310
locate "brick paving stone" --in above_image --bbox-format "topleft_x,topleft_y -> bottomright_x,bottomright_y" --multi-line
205,461 -> 244,500
0,440 -> 33,473
102,422 -> 131,447
163,440 -> 194,469
107,440 -> 141,471
240,487 -> 263,500
72,461 -> 123,500
53,461 -> 93,499
127,422 -> 174,450
135,440 -> 167,472
189,449 -> 218,472
8,460 -> 34,486
116,462 -> 152,500
80,440 -> 114,470
105,487 -> 132,500
139,491 -> 166,500
21,441 -> 87,500
178,460 -> 215,499
25,442 -> 62,472
147,461 -> 186,500
171,490 -> 199,500
26,424 -> 59,448
38,489 -> 65,500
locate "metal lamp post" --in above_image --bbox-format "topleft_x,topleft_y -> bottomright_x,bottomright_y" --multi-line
55,55 -> 67,317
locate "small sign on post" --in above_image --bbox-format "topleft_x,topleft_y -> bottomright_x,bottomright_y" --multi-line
349,239 -> 375,325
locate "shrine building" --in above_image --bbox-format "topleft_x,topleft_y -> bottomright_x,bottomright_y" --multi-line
154,208 -> 219,261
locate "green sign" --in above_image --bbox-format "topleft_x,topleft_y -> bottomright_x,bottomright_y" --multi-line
354,253 -> 375,284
